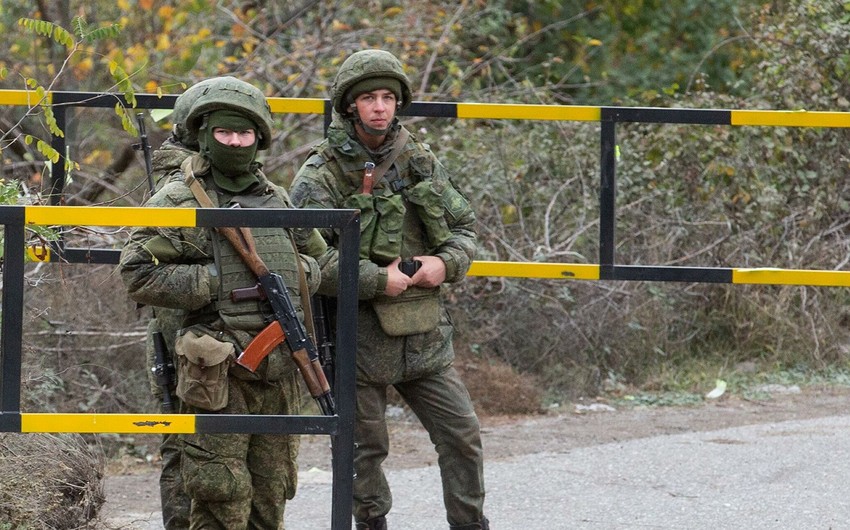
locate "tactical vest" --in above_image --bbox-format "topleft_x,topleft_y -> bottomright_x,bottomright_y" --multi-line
208,187 -> 303,331
307,133 -> 452,264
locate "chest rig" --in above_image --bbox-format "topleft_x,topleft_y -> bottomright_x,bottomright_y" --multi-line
309,129 -> 452,264
186,173 -> 303,331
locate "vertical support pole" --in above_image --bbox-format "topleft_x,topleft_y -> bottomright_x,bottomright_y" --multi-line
0,207 -> 26,431
599,115 -> 617,279
48,105 -> 68,206
330,211 -> 360,529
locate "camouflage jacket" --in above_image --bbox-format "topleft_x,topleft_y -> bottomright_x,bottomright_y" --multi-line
120,157 -> 326,379
289,117 -> 477,384
290,117 -> 477,300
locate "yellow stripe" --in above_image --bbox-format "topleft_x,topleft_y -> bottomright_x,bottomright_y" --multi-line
267,97 -> 325,114
467,260 -> 599,279
21,413 -> 196,434
0,89 -> 52,106
26,244 -> 51,262
25,206 -> 197,227
732,268 -> 850,287
731,110 -> 850,128
457,103 -> 601,122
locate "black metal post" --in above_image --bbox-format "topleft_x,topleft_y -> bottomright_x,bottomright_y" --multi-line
330,210 -> 360,529
0,207 -> 26,431
599,115 -> 617,279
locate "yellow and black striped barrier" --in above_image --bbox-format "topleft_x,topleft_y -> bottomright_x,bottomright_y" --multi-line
4,88 -> 850,127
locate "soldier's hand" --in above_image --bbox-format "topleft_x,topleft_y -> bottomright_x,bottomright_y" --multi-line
384,257 -> 413,296
409,255 -> 446,288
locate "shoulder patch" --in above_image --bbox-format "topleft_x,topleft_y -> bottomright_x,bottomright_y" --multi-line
305,153 -> 327,168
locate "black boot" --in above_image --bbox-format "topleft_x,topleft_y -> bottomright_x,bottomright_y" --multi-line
355,515 -> 388,530
450,517 -> 490,530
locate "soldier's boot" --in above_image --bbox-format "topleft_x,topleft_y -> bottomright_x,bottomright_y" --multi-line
450,517 -> 490,530
355,516 -> 388,530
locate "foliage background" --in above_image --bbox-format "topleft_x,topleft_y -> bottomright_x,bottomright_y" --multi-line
0,0 -> 849,429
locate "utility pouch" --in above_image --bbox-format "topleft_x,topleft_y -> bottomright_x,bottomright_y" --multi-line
370,194 -> 406,264
343,193 -> 377,260
174,329 -> 235,411
372,286 -> 440,337
407,181 -> 452,248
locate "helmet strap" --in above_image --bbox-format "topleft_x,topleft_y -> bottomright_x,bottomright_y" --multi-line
349,107 -> 390,136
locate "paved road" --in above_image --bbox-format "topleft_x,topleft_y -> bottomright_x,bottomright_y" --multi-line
105,414 -> 850,529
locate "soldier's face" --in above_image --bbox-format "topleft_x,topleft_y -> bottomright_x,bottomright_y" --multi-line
353,89 -> 397,131
213,127 -> 256,147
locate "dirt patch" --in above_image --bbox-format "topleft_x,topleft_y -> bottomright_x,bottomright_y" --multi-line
99,384 -> 850,526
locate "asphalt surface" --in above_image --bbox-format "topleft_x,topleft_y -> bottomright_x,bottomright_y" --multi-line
105,413 -> 850,529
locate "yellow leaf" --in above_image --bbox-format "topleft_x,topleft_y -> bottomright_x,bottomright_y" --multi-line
331,20 -> 351,31
500,204 -> 518,225
117,0 -> 130,9
158,6 -> 175,19
588,38 -> 603,46
383,6 -> 403,17
156,33 -> 170,51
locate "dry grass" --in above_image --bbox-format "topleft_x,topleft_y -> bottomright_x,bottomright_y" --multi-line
456,356 -> 544,416
0,433 -> 105,529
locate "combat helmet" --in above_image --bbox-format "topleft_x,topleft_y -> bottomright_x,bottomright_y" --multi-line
184,77 -> 273,150
331,49 -> 413,116
171,77 -> 226,149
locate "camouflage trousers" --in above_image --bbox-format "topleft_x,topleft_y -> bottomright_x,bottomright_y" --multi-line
160,431 -> 191,530
179,372 -> 301,530
353,366 -> 485,526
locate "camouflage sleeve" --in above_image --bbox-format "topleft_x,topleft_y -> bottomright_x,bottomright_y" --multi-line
431,157 -> 478,283
118,183 -> 218,310
269,182 -> 328,258
290,162 -> 388,300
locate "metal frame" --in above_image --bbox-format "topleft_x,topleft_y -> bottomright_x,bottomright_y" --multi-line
0,205 -> 359,530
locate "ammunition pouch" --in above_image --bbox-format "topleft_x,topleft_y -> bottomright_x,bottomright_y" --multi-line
343,193 -> 376,260
407,180 -> 452,248
371,194 -> 405,263
174,328 -> 234,411
372,286 -> 440,337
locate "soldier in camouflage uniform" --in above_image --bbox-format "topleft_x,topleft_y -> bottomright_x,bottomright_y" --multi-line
290,49 -> 489,530
144,77 -> 224,530
120,76 -> 326,529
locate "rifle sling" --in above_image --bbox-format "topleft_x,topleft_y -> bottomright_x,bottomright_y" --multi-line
184,170 -> 316,347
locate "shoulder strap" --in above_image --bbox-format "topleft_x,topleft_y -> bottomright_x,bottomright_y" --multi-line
362,128 -> 410,194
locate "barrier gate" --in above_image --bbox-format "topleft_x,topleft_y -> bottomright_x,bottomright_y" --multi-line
1,88 -> 850,528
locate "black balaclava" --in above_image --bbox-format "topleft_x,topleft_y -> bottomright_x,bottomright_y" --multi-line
198,109 -> 259,192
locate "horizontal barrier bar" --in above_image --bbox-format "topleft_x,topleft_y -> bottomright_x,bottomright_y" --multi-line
17,412 -> 337,435
731,110 -> 850,128
3,89 -> 850,127
467,261 -> 600,279
732,268 -> 850,286
25,243 -> 850,288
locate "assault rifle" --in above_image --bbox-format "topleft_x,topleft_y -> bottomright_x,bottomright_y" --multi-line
219,225 -> 336,416
134,113 -> 178,413
132,112 -> 155,194
312,294 -> 336,391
